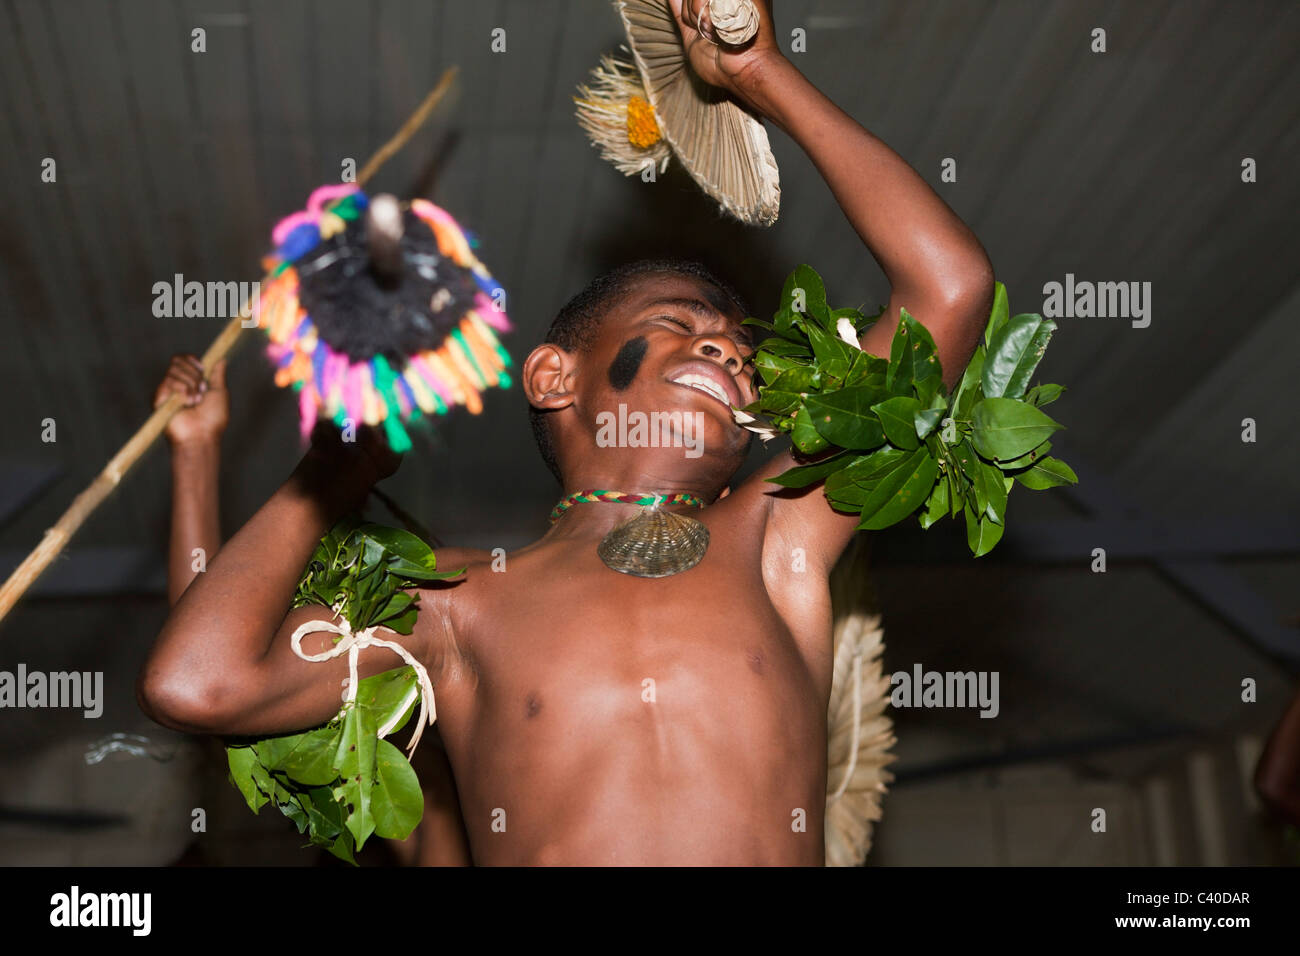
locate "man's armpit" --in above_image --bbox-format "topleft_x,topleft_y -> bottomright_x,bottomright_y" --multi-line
414,587 -> 479,691
759,470 -> 860,575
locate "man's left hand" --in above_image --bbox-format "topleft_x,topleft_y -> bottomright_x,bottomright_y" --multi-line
667,0 -> 785,110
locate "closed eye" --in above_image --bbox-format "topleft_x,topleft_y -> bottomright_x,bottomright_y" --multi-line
655,314 -> 694,333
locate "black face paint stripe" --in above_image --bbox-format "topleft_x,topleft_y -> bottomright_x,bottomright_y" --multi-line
608,336 -> 648,391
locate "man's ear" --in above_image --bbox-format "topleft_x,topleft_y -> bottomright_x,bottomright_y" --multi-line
522,343 -> 577,412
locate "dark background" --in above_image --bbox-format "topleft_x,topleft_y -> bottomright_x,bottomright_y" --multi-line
0,0 -> 1297,865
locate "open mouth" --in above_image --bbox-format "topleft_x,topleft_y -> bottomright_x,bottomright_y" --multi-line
668,372 -> 733,408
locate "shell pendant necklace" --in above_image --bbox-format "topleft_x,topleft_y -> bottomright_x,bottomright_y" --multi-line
549,489 -> 709,578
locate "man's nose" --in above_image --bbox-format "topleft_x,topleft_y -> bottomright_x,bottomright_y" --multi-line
692,333 -> 744,373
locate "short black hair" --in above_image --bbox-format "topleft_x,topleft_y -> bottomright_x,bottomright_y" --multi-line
529,258 -> 749,484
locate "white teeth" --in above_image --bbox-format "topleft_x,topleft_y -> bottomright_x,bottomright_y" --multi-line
670,373 -> 730,405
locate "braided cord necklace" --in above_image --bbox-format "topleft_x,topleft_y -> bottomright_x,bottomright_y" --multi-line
549,489 -> 710,578
549,489 -> 706,523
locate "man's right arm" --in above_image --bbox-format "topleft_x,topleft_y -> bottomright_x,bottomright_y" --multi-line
137,426 -> 424,737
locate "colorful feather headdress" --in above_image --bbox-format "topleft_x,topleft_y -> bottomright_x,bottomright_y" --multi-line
256,183 -> 513,453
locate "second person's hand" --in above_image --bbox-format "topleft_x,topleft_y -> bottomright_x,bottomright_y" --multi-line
155,354 -> 228,446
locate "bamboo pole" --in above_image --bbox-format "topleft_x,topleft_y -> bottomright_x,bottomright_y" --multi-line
0,68 -> 459,624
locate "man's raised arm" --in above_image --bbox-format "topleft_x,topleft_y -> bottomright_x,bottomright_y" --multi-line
672,0 -> 994,572
136,425 -> 425,737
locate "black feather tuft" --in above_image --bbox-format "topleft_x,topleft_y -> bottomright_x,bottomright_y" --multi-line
295,210 -> 480,364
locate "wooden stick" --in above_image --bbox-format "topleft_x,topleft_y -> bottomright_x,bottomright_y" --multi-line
356,69 -> 459,187
0,67 -> 459,625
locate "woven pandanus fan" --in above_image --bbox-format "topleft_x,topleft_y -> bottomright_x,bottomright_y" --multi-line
257,184 -> 512,453
824,535 -> 897,866
575,0 -> 781,225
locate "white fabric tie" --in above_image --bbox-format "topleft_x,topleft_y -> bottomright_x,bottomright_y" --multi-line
290,609 -> 436,755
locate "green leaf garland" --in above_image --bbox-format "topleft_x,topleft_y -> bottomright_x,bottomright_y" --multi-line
746,266 -> 1075,556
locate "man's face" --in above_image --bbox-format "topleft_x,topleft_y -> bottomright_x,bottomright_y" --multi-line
573,272 -> 759,475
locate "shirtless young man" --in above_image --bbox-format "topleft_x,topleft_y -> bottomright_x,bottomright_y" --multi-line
138,0 -> 993,865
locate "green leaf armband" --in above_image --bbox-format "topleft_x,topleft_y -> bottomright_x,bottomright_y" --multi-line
737,265 -> 1077,556
224,518 -> 463,864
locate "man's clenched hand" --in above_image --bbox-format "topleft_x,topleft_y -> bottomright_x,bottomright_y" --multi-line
667,0 -> 785,110
303,419 -> 402,491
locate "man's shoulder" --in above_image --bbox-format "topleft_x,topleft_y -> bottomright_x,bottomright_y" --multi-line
424,544 -> 496,575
